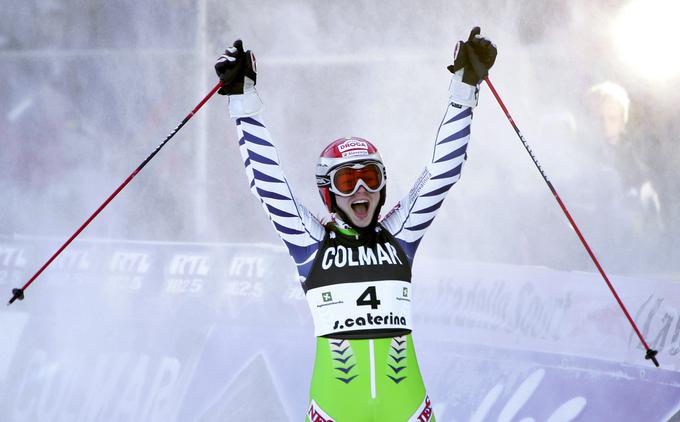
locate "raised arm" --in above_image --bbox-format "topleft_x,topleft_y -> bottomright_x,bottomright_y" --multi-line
381,28 -> 497,264
380,87 -> 473,263
216,41 -> 325,278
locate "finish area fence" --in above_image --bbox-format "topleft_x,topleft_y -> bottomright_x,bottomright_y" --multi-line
1,236 -> 679,421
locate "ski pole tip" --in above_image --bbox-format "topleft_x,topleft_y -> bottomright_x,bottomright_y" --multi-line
645,348 -> 659,368
7,288 -> 24,306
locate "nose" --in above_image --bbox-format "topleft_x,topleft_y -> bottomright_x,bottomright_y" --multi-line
355,185 -> 368,194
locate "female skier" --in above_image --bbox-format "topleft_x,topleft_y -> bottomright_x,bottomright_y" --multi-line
215,28 -> 496,422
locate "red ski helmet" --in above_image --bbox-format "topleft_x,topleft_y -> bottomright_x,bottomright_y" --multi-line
316,137 -> 386,213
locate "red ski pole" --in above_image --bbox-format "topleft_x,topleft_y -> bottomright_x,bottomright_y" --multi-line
7,81 -> 223,306
483,76 -> 659,367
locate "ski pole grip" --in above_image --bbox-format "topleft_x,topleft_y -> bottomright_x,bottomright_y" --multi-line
464,43 -> 488,84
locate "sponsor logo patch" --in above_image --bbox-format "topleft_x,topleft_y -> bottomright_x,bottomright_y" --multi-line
408,395 -> 433,422
341,149 -> 369,158
308,400 -> 336,422
408,169 -> 432,204
416,396 -> 433,422
337,139 -> 368,153
321,243 -> 403,270
382,202 -> 401,221
332,311 -> 408,330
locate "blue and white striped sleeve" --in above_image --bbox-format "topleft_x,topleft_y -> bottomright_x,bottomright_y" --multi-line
380,77 -> 477,264
229,92 -> 325,278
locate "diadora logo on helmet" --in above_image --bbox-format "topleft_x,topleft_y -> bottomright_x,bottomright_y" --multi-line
337,139 -> 368,153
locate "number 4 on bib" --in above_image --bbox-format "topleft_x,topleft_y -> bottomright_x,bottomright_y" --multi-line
356,286 -> 381,309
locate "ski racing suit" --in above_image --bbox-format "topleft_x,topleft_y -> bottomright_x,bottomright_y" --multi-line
228,76 -> 477,422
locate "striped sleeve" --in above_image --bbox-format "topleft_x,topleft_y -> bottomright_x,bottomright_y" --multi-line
380,99 -> 473,264
234,115 -> 325,278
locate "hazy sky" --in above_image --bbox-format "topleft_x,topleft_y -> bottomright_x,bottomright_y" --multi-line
2,0 -> 678,275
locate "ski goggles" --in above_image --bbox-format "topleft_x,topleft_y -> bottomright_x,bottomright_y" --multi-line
328,162 -> 386,197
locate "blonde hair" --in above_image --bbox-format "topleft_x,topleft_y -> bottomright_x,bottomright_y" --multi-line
589,81 -> 630,124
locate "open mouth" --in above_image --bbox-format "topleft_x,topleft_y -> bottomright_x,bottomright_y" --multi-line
351,199 -> 370,217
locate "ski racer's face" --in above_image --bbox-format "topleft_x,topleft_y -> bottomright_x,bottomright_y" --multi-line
335,186 -> 380,228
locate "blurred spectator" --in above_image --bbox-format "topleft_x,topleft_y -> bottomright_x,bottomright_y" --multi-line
587,81 -> 663,229
570,81 -> 666,273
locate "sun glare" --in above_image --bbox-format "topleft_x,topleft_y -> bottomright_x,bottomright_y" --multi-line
612,0 -> 680,81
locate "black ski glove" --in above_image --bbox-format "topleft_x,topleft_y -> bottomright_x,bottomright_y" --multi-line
447,27 -> 497,86
214,39 -> 257,95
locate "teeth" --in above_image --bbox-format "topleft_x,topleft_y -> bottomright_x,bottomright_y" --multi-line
352,199 -> 368,205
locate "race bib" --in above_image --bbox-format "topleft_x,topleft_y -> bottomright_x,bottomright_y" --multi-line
305,280 -> 412,337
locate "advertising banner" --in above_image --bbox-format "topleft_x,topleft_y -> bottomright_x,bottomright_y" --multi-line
1,236 -> 678,421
